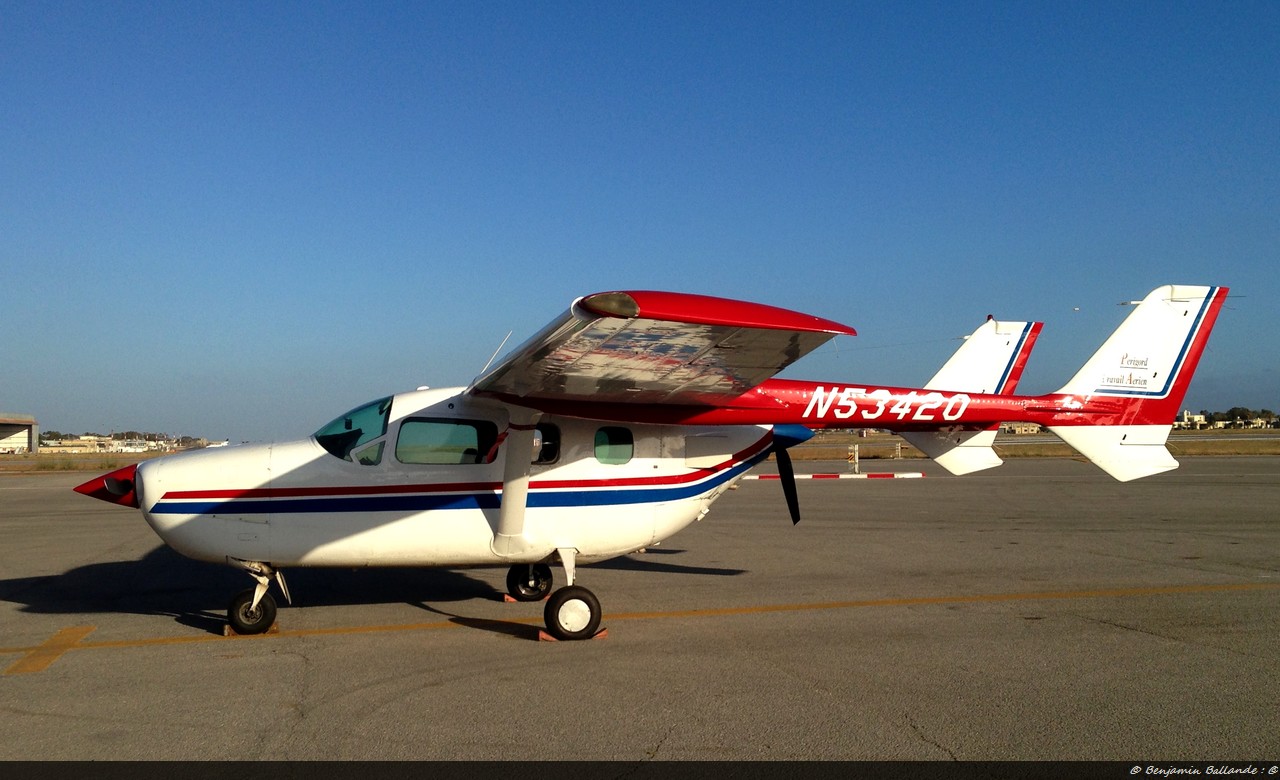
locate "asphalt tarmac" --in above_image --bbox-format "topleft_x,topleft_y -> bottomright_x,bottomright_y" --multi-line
2,457 -> 1277,760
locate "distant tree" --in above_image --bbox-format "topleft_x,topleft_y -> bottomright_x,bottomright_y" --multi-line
1225,407 -> 1255,423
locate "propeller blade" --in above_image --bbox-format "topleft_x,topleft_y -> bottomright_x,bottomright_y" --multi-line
775,446 -> 801,524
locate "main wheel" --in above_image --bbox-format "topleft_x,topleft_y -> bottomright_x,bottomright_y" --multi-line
506,563 -> 554,602
228,589 -> 277,635
543,585 -> 602,641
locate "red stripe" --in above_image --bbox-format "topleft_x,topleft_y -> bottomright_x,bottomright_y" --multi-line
164,432 -> 773,501
164,480 -> 501,500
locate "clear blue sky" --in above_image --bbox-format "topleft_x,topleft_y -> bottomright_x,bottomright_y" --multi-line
3,1 -> 1276,441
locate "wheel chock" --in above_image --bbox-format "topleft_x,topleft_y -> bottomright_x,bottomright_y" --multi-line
501,593 -> 549,603
537,627 -> 608,642
223,621 -> 280,637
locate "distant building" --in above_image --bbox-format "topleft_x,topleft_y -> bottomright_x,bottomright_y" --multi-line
38,435 -> 185,454
1175,410 -> 1207,430
999,422 -> 1041,435
0,413 -> 38,454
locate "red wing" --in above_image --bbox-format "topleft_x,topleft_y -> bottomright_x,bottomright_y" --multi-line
468,291 -> 855,407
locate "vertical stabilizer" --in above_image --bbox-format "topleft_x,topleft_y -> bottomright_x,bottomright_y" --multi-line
1047,285 -> 1228,481
901,318 -> 1042,475
924,318 -> 1041,395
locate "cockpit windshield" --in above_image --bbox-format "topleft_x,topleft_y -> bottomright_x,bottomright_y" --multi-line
314,396 -> 393,460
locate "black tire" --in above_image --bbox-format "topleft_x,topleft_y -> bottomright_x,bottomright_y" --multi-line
506,563 -> 554,602
228,589 -> 277,635
543,585 -> 602,641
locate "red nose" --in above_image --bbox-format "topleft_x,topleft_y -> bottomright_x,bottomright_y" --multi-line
74,463 -> 140,508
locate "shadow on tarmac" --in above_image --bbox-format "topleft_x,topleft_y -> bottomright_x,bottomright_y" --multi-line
0,545 -> 747,637
592,549 -> 747,577
0,545 -> 503,635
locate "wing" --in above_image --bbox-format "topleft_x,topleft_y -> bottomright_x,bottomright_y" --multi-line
468,290 -> 855,407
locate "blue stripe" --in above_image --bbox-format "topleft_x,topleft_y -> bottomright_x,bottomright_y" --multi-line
995,322 -> 1035,394
157,493 -> 500,515
151,450 -> 767,516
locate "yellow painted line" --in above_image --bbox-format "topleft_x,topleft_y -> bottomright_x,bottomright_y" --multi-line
608,581 -> 1280,622
2,581 -> 1277,674
4,626 -> 96,675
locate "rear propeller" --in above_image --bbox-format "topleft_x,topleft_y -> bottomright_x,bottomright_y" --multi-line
769,425 -> 813,525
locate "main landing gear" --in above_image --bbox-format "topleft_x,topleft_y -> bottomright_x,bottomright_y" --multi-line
505,563 -> 553,602
543,585 -> 602,641
505,553 -> 604,641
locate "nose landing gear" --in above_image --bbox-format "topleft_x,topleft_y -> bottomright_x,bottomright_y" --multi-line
226,559 -> 290,635
228,588 -> 277,635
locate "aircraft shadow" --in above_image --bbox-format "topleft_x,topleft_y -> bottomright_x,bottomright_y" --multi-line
0,545 -> 503,636
0,547 -> 746,638
413,603 -> 544,642
591,551 -> 747,577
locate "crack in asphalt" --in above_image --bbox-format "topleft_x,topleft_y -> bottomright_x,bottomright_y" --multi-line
905,714 -> 958,761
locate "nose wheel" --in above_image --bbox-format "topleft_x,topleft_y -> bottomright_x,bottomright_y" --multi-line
228,589 -> 278,635
225,559 -> 289,635
543,585 -> 602,641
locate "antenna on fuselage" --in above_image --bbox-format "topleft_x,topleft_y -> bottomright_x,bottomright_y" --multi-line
480,331 -> 513,374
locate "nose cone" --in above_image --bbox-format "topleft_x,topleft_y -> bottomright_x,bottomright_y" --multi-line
73,463 -> 140,508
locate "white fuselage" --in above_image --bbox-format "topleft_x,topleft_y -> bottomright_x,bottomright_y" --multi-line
134,388 -> 772,569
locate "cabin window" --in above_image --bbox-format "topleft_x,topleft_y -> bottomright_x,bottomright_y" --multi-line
314,396 -> 393,461
396,418 -> 499,465
594,426 -> 633,465
533,423 -> 560,464
351,441 -> 384,466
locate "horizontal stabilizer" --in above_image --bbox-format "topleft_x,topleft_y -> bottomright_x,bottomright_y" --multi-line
900,429 -> 1002,476
1048,425 -> 1178,482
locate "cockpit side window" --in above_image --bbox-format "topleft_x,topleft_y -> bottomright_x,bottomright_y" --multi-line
351,440 -> 385,466
396,418 -> 499,465
314,396 -> 393,462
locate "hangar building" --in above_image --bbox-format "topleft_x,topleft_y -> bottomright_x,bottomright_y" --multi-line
0,414 -> 38,454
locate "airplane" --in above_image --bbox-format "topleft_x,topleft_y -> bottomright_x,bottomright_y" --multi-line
74,284 -> 1228,640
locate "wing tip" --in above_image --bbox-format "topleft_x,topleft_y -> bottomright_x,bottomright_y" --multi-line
578,290 -> 856,336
